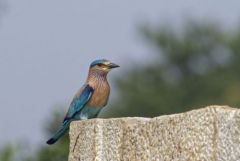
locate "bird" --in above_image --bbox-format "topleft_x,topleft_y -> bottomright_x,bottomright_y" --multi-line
46,59 -> 119,145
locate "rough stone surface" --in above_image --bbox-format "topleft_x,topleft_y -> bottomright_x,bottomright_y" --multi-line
68,105 -> 240,161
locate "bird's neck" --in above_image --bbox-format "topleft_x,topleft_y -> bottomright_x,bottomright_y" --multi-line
86,69 -> 108,85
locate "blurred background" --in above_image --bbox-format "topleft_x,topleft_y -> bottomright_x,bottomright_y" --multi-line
1,0 -> 240,160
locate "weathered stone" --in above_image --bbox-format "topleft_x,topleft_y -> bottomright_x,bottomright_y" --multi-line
68,105 -> 240,161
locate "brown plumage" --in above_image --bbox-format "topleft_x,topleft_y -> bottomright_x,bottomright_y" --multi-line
86,69 -> 110,108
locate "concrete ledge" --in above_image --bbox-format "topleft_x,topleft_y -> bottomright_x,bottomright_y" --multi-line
68,105 -> 240,161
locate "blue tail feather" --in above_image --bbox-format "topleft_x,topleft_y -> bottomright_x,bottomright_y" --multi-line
46,138 -> 56,145
46,121 -> 70,145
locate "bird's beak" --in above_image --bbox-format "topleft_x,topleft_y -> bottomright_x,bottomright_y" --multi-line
108,62 -> 120,68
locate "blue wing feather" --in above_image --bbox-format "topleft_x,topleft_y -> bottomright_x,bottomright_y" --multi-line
64,84 -> 93,122
46,84 -> 93,144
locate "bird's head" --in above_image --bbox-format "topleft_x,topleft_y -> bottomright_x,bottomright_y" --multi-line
89,59 -> 119,73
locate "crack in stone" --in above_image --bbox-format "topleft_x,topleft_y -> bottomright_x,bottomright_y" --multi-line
72,133 -> 81,153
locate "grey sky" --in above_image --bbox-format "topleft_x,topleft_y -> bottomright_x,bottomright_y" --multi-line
0,0 -> 240,146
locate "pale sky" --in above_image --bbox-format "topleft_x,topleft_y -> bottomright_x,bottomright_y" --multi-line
0,0 -> 240,146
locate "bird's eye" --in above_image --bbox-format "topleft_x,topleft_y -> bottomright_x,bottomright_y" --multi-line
97,64 -> 104,67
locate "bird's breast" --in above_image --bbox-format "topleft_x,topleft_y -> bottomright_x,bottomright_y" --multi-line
87,82 -> 110,108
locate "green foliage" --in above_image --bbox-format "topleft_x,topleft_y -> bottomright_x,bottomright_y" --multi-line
25,140 -> 68,161
26,109 -> 69,161
102,21 -> 240,118
0,143 -> 28,161
0,109 -> 69,161
0,144 -> 15,161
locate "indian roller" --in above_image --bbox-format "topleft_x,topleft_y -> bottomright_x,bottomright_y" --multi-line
46,59 -> 119,145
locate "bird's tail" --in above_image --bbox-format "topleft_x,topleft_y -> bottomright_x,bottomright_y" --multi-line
46,120 -> 70,145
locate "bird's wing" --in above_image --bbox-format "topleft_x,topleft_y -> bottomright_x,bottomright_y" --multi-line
63,84 -> 94,122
